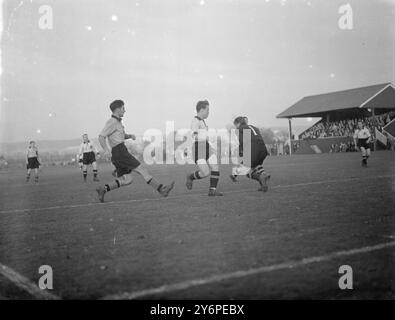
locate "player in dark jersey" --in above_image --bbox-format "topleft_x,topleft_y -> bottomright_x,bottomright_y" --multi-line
230,116 -> 270,192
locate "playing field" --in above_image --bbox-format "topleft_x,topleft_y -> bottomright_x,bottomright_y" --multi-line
0,151 -> 394,299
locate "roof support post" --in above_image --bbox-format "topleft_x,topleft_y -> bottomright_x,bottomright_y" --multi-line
288,118 -> 293,156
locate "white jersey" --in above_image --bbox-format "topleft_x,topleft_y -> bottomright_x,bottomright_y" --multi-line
191,116 -> 208,142
79,141 -> 98,155
353,128 -> 371,140
26,147 -> 38,158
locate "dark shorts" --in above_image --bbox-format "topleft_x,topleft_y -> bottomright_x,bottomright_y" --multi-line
82,151 -> 96,165
27,157 -> 40,169
111,143 -> 141,177
243,144 -> 268,169
193,141 -> 214,163
357,138 -> 370,149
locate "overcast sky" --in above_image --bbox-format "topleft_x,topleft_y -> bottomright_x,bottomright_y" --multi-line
0,0 -> 394,143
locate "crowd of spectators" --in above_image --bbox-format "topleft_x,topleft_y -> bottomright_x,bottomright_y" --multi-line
329,141 -> 357,153
300,111 -> 395,140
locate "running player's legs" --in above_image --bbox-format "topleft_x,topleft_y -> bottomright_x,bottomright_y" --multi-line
82,152 -> 89,181
231,147 -> 270,192
186,143 -> 222,195
117,173 -> 133,186
364,145 -> 371,166
197,159 -> 211,178
133,164 -> 175,196
186,159 -> 210,189
251,153 -> 270,192
82,152 -> 98,181
186,142 -> 210,189
32,158 -> 40,182
96,151 -> 174,202
82,164 -> 88,181
249,150 -> 268,177
92,161 -> 99,181
26,167 -> 31,181
96,144 -> 137,201
26,158 -> 39,182
102,172 -> 133,193
207,153 -> 222,194
360,146 -> 368,167
96,167 -> 134,202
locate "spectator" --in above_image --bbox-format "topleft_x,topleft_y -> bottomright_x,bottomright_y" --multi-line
300,111 -> 395,140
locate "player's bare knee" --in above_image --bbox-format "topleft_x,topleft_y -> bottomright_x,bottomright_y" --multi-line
208,155 -> 218,168
119,174 -> 133,186
209,163 -> 219,172
134,165 -> 152,182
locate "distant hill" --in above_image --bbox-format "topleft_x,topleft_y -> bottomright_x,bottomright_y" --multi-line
0,125 -> 310,156
0,139 -> 95,155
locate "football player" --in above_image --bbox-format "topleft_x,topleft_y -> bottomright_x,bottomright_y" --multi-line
230,116 -> 271,192
186,100 -> 223,196
78,134 -> 100,182
353,121 -> 372,167
95,100 -> 175,202
26,141 -> 40,183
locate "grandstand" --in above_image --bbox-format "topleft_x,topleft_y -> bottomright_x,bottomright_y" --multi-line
277,83 -> 395,154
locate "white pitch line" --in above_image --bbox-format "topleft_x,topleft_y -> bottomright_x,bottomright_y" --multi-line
0,174 -> 394,215
0,263 -> 61,300
101,241 -> 395,300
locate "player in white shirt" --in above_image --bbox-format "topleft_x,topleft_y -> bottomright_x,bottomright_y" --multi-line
186,100 -> 223,196
26,141 -> 40,183
95,100 -> 175,202
78,134 -> 100,182
353,121 -> 372,167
